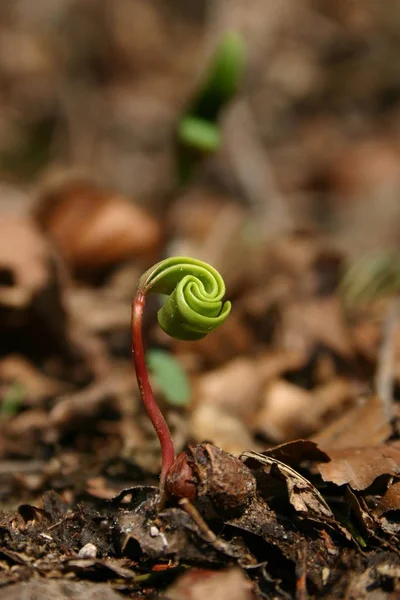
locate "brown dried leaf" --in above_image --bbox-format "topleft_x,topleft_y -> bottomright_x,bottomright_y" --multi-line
313,395 -> 392,449
0,215 -> 79,365
49,372 -> 134,431
258,377 -> 355,442
375,481 -> 400,516
35,180 -> 161,273
0,355 -> 64,405
190,404 -> 255,456
345,488 -> 377,537
0,581 -> 125,600
241,449 -> 333,519
194,357 -> 263,422
280,296 -> 354,358
0,215 -> 49,306
172,310 -> 255,366
165,567 -> 256,600
253,379 -> 315,441
318,442 -> 400,490
259,439 -> 330,466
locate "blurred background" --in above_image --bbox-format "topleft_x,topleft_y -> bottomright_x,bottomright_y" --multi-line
0,0 -> 400,499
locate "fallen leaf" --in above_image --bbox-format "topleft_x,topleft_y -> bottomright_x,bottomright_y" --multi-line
313,395 -> 392,449
253,379 -> 315,441
0,581 -> 125,600
165,567 -> 256,600
189,404 -> 255,455
318,443 -> 400,490
0,355 -> 64,405
35,179 -> 161,273
194,357 -> 263,422
241,449 -> 333,519
375,481 -> 400,516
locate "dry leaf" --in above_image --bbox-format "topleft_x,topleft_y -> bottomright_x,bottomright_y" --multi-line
0,355 -> 64,405
0,215 -> 74,362
35,180 -> 161,273
165,567 -> 256,600
257,377 -> 353,443
375,481 -> 400,516
0,215 -> 52,307
313,395 -> 392,449
318,442 -> 400,490
253,379 -> 315,442
189,404 -> 255,456
194,357 -> 263,422
241,449 -> 333,519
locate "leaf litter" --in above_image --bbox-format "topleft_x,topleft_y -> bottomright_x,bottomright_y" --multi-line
1,1 -> 400,598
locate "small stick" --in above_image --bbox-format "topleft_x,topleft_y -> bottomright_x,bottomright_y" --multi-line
375,297 -> 399,421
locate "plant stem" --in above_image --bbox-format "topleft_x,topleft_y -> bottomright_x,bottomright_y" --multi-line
131,291 -> 175,490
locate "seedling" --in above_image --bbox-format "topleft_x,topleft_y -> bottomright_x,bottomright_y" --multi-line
131,257 -> 231,494
177,32 -> 246,183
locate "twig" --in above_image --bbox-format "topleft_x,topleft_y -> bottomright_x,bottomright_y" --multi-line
375,297 -> 399,421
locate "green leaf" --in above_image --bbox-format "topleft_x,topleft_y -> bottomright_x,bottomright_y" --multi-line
1,382 -> 25,417
147,349 -> 191,407
188,31 -> 246,123
139,256 -> 231,341
176,31 -> 246,184
178,116 -> 221,153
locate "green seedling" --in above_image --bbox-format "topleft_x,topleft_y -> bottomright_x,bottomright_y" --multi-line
131,257 -> 231,492
177,31 -> 246,182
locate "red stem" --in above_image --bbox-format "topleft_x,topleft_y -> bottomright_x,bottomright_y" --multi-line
131,291 -> 175,490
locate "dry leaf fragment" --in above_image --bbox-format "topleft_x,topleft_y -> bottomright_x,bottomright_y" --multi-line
313,395 -> 392,449
241,449 -> 333,518
375,481 -> 400,516
259,439 -> 330,466
280,296 -> 354,359
253,379 -> 315,442
0,581 -> 125,600
35,180 -> 161,273
0,215 -> 74,361
190,404 -> 255,456
194,357 -> 263,422
318,443 -> 400,490
0,355 -> 64,405
256,377 -> 355,443
165,567 -> 256,600
0,215 -> 52,307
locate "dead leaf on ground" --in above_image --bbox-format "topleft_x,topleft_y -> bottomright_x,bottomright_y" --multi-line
0,215 -> 50,307
189,403 -> 256,455
0,214 -> 94,373
165,567 -> 256,600
375,481 -> 400,516
172,310 -> 255,367
241,449 -> 333,519
253,378 -> 353,442
194,357 -> 263,422
318,442 -> 400,490
0,355 -> 65,405
35,179 -> 161,274
312,394 -> 392,449
253,379 -> 314,442
0,581 -> 125,600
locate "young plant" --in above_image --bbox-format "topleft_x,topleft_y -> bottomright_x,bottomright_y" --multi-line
131,257 -> 231,493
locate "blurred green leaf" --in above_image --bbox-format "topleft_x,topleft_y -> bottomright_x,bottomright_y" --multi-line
0,382 -> 25,417
340,251 -> 400,306
178,116 -> 221,153
189,31 -> 246,123
176,31 -> 246,184
147,349 -> 191,407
